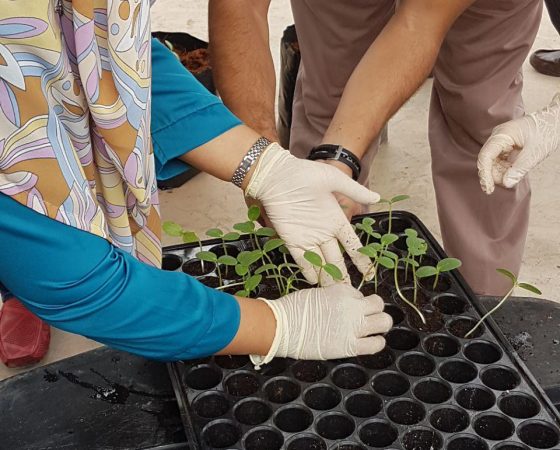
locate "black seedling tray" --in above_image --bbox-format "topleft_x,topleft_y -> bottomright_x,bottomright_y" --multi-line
163,212 -> 560,450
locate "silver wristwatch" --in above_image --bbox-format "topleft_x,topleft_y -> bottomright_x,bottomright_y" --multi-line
231,137 -> 272,187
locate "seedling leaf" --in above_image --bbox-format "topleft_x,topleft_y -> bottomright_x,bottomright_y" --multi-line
279,245 -> 290,255
391,194 -> 410,203
263,238 -> 285,253
381,233 -> 399,246
233,221 -> 255,233
235,264 -> 249,277
358,246 -> 378,258
378,256 -> 395,269
206,228 -> 223,238
162,221 -> 183,237
255,264 -> 277,275
218,255 -> 237,266
182,231 -> 199,244
196,251 -> 217,263
404,228 -> 418,238
235,290 -> 249,297
237,250 -> 263,267
518,283 -> 542,295
496,268 -> 516,283
245,274 -> 262,292
324,263 -> 344,281
363,217 -> 375,226
381,250 -> 399,261
223,232 -> 241,241
248,205 -> 261,221
437,258 -> 462,272
416,266 -> 438,278
304,250 -> 323,268
256,227 -> 276,237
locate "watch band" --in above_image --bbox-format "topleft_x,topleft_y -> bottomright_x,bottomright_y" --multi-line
231,137 -> 272,187
308,144 -> 361,181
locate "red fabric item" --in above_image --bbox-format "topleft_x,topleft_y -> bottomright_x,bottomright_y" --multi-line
0,298 -> 50,368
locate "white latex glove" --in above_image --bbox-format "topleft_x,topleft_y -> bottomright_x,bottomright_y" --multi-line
246,143 -> 380,284
251,284 -> 392,367
478,94 -> 560,194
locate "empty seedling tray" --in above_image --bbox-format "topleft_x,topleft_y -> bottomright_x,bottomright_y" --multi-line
163,212 -> 560,450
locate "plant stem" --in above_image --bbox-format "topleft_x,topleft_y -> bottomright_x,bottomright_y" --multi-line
216,264 -> 223,287
198,240 -> 205,271
412,265 -> 418,304
222,240 -> 228,256
432,271 -> 439,290
216,281 -> 244,290
394,264 -> 426,324
465,285 -> 515,338
263,251 -> 284,294
388,203 -> 393,234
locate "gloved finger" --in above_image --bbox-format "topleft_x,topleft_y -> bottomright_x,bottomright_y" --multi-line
355,335 -> 386,356
362,294 -> 385,315
477,133 -> 515,194
287,245 -> 319,285
359,312 -> 393,337
323,165 -> 381,204
336,221 -> 374,279
502,149 -> 535,188
320,239 -> 350,284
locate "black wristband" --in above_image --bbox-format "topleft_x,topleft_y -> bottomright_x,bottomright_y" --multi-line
308,144 -> 362,181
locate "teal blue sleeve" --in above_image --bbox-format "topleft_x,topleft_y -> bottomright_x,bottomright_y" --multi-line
151,38 -> 242,180
0,194 -> 240,361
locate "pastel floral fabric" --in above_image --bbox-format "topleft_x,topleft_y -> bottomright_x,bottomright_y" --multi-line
0,0 -> 161,266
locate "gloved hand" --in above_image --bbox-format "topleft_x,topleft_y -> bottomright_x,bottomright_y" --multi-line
478,94 -> 560,194
246,143 -> 380,284
250,284 -> 392,367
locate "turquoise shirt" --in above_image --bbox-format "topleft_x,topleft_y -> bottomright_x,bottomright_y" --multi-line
0,38 -> 244,361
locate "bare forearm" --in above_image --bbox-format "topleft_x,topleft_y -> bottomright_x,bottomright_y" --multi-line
323,0 -> 473,156
179,124 -> 261,190
209,0 -> 278,140
217,297 -> 276,355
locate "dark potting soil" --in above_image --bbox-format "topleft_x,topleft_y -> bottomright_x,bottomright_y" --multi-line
182,260 -> 215,277
448,317 -> 483,339
258,282 -> 282,300
409,308 -> 444,333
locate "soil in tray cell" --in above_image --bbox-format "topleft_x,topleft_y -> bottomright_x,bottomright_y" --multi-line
413,378 -> 453,404
181,259 -> 215,277
303,384 -> 342,411
408,307 -> 444,332
315,412 -> 355,441
447,316 -> 484,339
429,405 -> 470,433
233,398 -> 272,425
292,360 -> 328,382
286,434 -> 327,450
344,391 -> 383,418
401,428 -> 443,450
358,419 -> 398,448
243,426 -> 284,450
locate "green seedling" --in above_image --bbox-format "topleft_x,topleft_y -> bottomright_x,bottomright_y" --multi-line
234,274 -> 263,298
355,217 -> 381,246
303,250 -> 344,286
466,269 -> 541,338
403,228 -> 428,303
357,232 -> 399,291
379,194 -> 410,234
416,257 -> 462,290
163,221 -> 206,270
206,227 -> 240,256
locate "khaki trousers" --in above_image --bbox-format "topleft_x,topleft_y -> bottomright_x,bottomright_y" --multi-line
288,0 -> 542,295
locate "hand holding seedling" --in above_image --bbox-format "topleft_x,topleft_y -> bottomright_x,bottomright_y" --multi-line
250,284 -> 393,367
244,143 -> 381,285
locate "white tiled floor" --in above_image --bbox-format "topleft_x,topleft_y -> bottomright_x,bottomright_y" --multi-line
1,1 -> 559,380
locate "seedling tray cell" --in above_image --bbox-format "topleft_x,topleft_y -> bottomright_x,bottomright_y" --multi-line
163,212 -> 560,449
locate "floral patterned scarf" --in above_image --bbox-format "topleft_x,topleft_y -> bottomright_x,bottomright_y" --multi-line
0,0 -> 161,266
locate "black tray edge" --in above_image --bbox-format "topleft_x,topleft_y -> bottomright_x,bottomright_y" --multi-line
383,210 -> 560,428
164,210 -> 560,447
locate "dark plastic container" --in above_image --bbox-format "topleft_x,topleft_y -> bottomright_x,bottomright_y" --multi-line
163,212 -> 560,449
